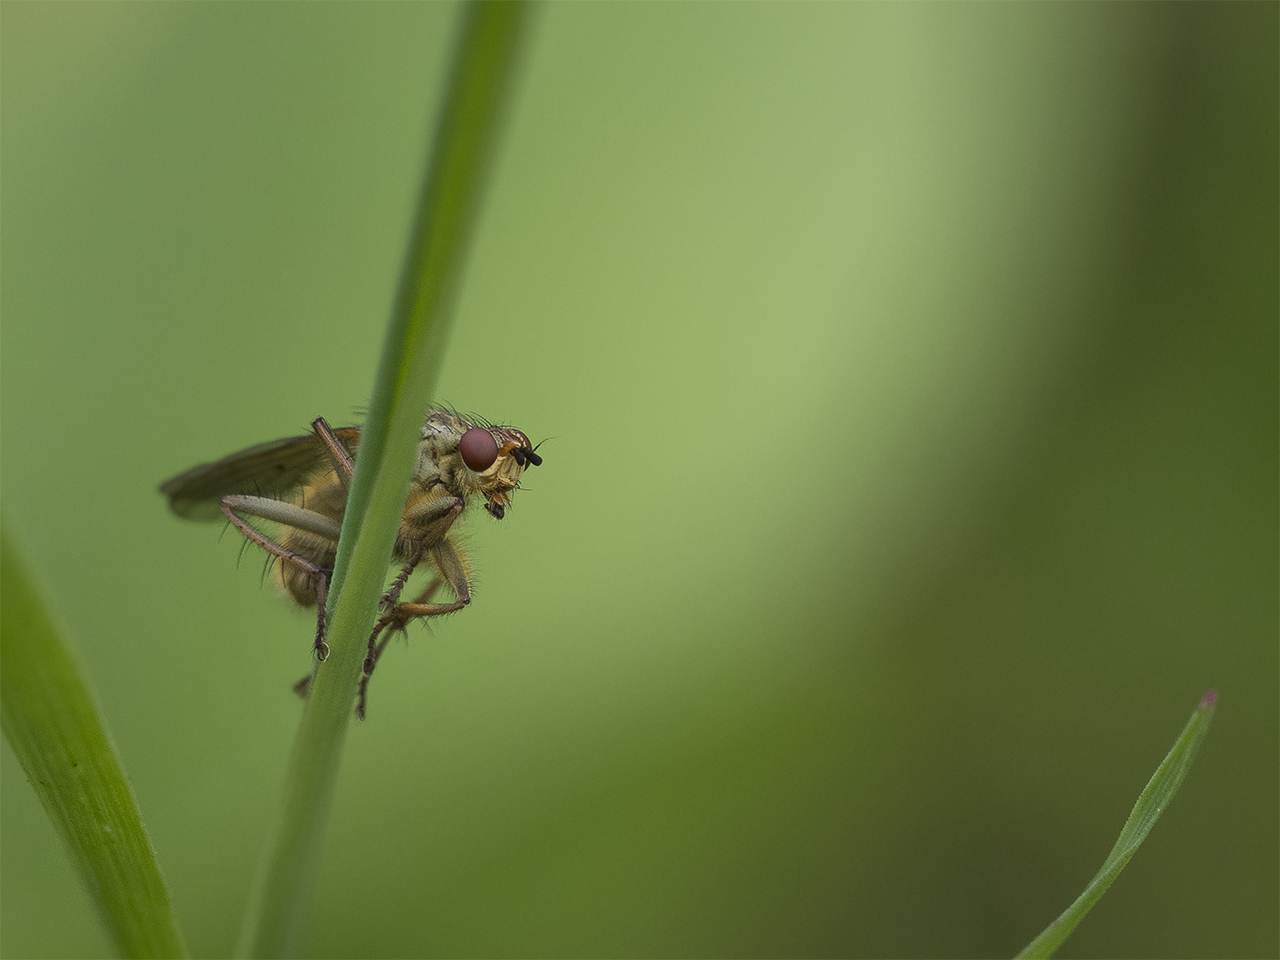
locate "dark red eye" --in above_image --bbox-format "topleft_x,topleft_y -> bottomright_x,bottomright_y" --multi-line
459,427 -> 499,472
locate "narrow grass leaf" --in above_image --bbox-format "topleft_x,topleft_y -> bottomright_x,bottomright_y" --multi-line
0,526 -> 188,959
237,4 -> 533,957
1015,690 -> 1218,959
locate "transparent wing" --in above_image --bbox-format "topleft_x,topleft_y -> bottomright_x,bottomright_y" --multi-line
159,427 -> 362,521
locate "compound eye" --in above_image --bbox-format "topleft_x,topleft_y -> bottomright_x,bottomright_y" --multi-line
460,427 -> 499,472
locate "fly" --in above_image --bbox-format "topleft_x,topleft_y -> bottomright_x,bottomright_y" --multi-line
159,409 -> 543,717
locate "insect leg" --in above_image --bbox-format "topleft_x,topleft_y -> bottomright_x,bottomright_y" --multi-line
221,495 -> 343,541
360,539 -> 431,693
378,493 -> 463,613
312,417 -> 355,492
220,495 -> 341,660
382,540 -> 430,612
356,537 -> 472,720
357,574 -> 445,721
384,538 -> 472,623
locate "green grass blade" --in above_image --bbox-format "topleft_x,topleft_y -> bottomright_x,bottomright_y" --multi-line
0,526 -> 189,959
236,4 -> 533,957
1015,691 -> 1218,960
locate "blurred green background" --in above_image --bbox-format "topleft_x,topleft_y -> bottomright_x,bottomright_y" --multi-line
2,3 -> 1275,958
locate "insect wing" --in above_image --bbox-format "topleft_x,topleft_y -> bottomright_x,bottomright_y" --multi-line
160,427 -> 362,521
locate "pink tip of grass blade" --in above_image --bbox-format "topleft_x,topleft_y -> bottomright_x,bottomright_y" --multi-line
1198,689 -> 1218,710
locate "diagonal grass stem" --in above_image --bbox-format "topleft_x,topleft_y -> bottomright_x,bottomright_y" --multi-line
236,4 -> 533,956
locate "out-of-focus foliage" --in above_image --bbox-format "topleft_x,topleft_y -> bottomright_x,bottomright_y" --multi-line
2,4 -> 1274,958
1,529 -> 187,959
